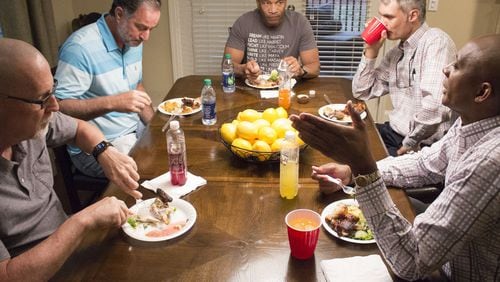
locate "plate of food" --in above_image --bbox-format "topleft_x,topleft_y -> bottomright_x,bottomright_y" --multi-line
122,190 -> 196,242
158,97 -> 201,116
321,199 -> 375,244
245,70 -> 282,89
318,103 -> 367,124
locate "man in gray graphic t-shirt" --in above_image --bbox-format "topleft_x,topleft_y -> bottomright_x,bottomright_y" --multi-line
224,0 -> 319,82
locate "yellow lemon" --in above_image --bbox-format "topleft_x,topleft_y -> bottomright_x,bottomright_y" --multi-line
231,138 -> 253,158
271,138 -> 285,152
253,118 -> 271,130
252,140 -> 272,161
275,107 -> 288,119
238,109 -> 261,122
220,123 -> 237,144
272,118 -> 293,138
258,126 -> 278,145
231,119 -> 240,126
262,108 -> 279,124
252,140 -> 272,152
236,121 -> 258,141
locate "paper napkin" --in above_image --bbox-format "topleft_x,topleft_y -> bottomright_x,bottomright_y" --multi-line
141,171 -> 207,199
320,255 -> 393,282
260,90 -> 279,99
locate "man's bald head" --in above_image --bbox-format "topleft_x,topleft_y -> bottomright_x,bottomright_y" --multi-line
470,34 -> 500,93
0,38 -> 52,99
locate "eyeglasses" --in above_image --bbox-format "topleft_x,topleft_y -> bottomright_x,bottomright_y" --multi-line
1,79 -> 57,110
395,50 -> 416,89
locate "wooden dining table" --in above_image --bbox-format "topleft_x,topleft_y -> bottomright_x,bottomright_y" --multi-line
53,75 -> 415,281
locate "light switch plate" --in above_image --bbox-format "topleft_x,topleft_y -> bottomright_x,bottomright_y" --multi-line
428,0 -> 439,11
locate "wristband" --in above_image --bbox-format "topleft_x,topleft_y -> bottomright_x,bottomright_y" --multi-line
92,140 -> 113,160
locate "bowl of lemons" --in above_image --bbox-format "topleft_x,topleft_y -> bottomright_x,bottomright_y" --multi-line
219,107 -> 306,163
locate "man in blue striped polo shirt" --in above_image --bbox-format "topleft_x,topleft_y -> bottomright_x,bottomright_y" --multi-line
54,0 -> 161,178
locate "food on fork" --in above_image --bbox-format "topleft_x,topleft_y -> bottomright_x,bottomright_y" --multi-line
126,190 -> 176,230
150,189 -> 175,224
325,203 -> 373,240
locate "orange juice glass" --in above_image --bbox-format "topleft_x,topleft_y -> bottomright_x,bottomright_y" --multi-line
279,88 -> 291,110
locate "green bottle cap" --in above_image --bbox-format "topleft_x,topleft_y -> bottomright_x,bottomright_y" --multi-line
225,53 -> 231,59
203,78 -> 212,86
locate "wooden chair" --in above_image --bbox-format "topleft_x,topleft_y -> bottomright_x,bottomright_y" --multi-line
52,145 -> 108,213
71,12 -> 101,32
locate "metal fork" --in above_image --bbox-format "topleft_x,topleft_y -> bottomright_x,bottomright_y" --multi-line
323,175 -> 357,201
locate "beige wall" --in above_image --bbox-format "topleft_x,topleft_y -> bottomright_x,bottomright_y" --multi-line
51,0 -> 173,106
426,0 -> 500,49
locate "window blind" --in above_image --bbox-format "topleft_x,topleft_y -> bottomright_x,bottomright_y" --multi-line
306,0 -> 371,78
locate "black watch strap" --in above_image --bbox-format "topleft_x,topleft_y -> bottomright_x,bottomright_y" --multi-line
92,141 -> 113,160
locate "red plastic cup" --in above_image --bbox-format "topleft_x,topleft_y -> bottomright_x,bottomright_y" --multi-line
361,17 -> 387,45
285,209 -> 321,260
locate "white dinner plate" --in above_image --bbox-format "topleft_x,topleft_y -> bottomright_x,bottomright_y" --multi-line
245,74 -> 280,89
122,198 -> 197,242
158,98 -> 202,116
321,199 -> 376,244
318,104 -> 367,124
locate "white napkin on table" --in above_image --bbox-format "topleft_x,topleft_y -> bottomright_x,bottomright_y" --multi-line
321,255 -> 393,282
141,171 -> 207,199
260,90 -> 280,99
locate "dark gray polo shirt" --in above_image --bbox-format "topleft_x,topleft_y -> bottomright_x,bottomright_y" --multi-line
0,112 -> 78,259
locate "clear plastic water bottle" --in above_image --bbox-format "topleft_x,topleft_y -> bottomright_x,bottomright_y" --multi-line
201,78 -> 217,125
280,131 -> 299,199
166,120 -> 187,186
222,53 -> 235,93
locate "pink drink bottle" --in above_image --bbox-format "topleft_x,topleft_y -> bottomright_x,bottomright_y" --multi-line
166,120 -> 187,185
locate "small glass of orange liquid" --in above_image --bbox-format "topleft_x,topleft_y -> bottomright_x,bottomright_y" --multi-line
279,81 -> 291,110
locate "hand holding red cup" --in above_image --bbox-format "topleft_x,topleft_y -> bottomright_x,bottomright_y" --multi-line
285,209 -> 321,260
361,17 -> 387,45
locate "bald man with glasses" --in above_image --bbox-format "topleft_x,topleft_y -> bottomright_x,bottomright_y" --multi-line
0,38 -> 142,280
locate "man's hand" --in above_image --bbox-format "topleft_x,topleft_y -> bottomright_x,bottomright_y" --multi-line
397,145 -> 416,156
97,146 -> 141,199
290,101 -> 377,175
363,30 -> 387,59
282,56 -> 302,78
245,60 -> 261,82
111,90 -> 152,113
311,163 -> 352,195
77,196 -> 132,229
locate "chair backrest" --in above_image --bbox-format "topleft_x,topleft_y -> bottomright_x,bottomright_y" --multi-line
52,145 -> 108,213
71,12 -> 101,32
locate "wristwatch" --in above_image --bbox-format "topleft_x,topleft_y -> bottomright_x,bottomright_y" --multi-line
354,170 -> 381,187
92,140 -> 113,160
